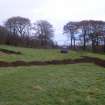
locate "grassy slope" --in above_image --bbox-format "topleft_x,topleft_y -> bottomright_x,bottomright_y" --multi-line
0,64 -> 105,105
0,45 -> 105,62
0,45 -> 80,62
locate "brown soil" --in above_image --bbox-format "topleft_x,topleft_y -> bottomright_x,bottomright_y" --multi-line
0,52 -> 7,55
0,48 -> 21,55
0,56 -> 105,68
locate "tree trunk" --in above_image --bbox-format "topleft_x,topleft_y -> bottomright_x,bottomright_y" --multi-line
71,36 -> 73,48
83,30 -> 86,50
74,38 -> 75,49
103,37 -> 105,52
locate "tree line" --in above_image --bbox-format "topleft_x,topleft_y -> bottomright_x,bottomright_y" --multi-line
0,17 -> 105,52
0,16 -> 55,48
64,20 -> 105,52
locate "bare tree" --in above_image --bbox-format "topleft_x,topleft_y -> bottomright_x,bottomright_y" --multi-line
78,21 -> 91,50
4,16 -> 31,46
63,22 -> 78,48
5,16 -> 31,36
33,20 -> 54,47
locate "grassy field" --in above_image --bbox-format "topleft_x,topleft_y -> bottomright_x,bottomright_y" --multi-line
0,64 -> 105,105
0,45 -> 80,62
0,45 -> 105,105
0,45 -> 105,62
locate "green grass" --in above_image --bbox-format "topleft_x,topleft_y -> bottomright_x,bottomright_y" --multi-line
0,45 -> 105,62
0,45 -> 81,62
0,45 -> 105,105
0,64 -> 105,105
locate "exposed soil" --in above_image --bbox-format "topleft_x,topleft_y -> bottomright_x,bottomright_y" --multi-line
0,52 -> 7,56
0,56 -> 105,68
0,48 -> 22,55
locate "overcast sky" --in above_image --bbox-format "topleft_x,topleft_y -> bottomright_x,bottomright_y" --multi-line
0,0 -> 105,45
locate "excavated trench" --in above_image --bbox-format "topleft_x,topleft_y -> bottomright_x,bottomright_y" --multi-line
0,56 -> 105,68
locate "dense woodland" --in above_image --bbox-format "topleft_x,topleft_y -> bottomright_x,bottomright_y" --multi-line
0,16 -> 105,52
